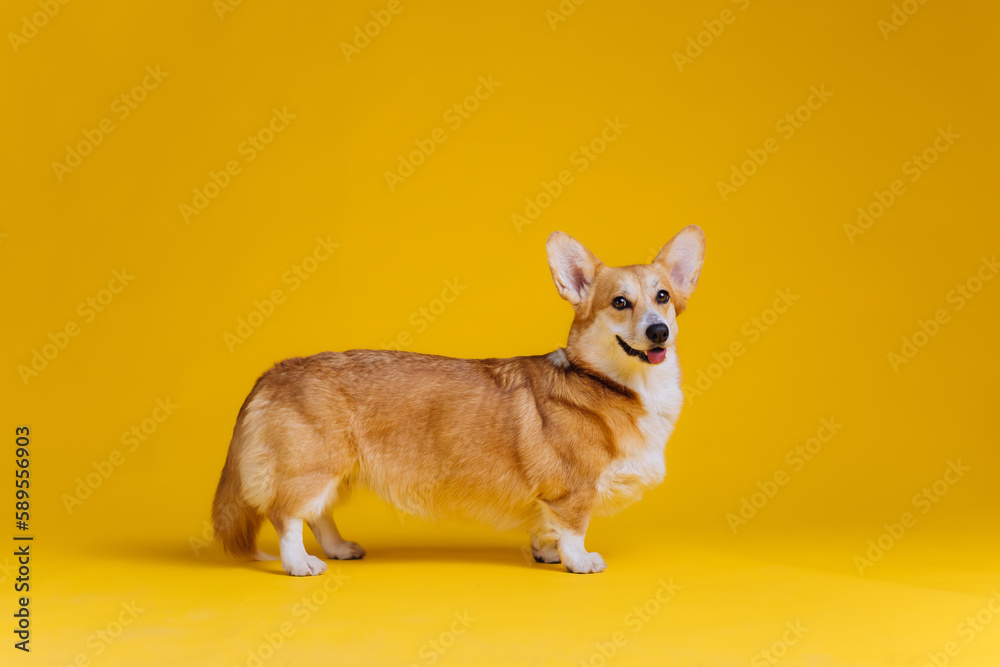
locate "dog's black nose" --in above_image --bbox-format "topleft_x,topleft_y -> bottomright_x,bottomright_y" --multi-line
646,323 -> 669,345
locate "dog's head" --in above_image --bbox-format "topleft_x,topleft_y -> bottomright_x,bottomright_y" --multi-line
547,226 -> 705,376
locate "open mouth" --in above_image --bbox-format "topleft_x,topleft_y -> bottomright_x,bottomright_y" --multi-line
616,336 -> 667,365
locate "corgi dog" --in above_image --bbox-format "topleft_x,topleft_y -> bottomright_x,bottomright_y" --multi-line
212,226 -> 705,575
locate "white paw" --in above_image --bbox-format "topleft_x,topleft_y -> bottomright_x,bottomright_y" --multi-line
325,541 -> 366,560
532,544 -> 561,564
285,554 -> 328,576
563,551 -> 606,574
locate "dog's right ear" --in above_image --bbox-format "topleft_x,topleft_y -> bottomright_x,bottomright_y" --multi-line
546,232 -> 602,306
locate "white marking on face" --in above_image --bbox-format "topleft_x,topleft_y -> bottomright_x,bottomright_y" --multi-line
604,274 -> 678,349
638,309 -> 667,344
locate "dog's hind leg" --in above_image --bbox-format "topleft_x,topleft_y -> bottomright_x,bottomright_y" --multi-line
529,507 -> 561,564
301,477 -> 366,560
530,535 -> 561,564
309,513 -> 366,560
272,515 -> 328,576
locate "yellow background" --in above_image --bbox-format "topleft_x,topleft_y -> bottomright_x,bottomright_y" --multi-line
2,0 -> 998,665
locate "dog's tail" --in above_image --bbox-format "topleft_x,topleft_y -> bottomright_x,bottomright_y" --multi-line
212,455 -> 263,559
212,407 -> 264,560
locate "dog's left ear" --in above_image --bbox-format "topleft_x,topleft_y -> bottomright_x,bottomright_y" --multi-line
547,231 -> 603,307
654,225 -> 706,302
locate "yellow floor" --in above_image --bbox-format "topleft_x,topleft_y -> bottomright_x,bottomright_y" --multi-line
27,522 -> 1000,667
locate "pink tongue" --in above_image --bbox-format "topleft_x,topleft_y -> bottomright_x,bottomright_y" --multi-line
646,348 -> 667,365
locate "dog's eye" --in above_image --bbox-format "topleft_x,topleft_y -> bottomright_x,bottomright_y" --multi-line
612,296 -> 630,310
656,290 -> 669,304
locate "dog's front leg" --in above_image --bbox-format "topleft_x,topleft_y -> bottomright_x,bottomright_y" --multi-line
539,493 -> 606,574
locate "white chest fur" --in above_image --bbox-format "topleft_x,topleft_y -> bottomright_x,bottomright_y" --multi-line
593,349 -> 684,515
